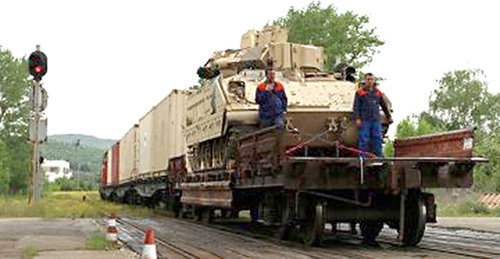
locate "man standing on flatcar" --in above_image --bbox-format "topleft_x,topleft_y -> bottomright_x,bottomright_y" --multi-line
255,63 -> 288,129
353,73 -> 391,157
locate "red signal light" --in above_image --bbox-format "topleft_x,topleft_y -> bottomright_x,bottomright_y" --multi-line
28,50 -> 47,81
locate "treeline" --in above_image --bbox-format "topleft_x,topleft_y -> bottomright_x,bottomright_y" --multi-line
45,170 -> 100,191
0,48 -> 113,194
41,136 -> 113,191
0,48 -> 32,195
48,134 -> 115,150
41,140 -> 107,173
384,69 -> 500,192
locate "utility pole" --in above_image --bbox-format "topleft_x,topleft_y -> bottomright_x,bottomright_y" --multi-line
27,45 -> 48,205
32,79 -> 41,203
75,139 -> 80,190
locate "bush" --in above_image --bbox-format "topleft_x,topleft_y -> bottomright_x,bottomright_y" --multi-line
458,200 -> 490,215
492,206 -> 500,217
438,196 -> 492,216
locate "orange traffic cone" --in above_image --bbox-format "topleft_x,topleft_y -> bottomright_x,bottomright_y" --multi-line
141,229 -> 157,259
106,212 -> 118,247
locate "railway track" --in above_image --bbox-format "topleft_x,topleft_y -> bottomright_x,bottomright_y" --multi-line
196,216 -> 500,258
104,211 -> 500,259
116,217 -> 225,259
115,216 -> 341,259
378,226 -> 500,259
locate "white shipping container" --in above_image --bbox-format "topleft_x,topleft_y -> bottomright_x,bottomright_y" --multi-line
119,125 -> 138,183
138,108 -> 155,177
151,89 -> 187,173
106,149 -> 112,185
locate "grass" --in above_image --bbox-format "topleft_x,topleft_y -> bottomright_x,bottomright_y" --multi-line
86,231 -> 110,250
0,191 -> 154,218
436,190 -> 497,217
438,199 -> 490,217
21,245 -> 38,259
1,190 -> 498,218
493,207 -> 500,217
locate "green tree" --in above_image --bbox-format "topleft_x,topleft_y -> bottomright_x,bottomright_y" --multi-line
426,69 -> 498,191
0,139 -> 11,194
274,1 -> 384,70
0,48 -> 32,194
472,132 -> 500,192
383,114 -> 445,157
429,69 -> 498,133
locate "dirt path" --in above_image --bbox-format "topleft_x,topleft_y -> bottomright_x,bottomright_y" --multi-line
431,217 -> 500,233
0,218 -> 134,259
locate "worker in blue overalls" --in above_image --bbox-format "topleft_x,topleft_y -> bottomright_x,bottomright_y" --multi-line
353,73 -> 391,158
255,63 -> 288,129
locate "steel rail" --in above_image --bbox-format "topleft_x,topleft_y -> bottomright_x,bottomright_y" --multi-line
378,227 -> 500,259
116,217 -> 209,259
110,208 -> 500,259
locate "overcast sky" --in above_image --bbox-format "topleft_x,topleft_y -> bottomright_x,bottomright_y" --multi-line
1,0 -> 499,140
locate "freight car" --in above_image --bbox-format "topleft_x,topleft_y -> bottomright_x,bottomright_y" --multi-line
100,26 -> 485,246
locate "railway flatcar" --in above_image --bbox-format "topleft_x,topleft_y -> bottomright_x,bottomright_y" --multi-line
100,26 -> 485,246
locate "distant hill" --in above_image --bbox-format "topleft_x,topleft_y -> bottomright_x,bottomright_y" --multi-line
41,134 -> 115,173
48,134 -> 116,150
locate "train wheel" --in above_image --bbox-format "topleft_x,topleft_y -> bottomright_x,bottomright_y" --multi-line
179,204 -> 192,219
174,204 -> 181,218
250,207 -> 259,224
221,208 -> 238,219
402,192 -> 426,246
133,194 -> 142,205
201,207 -> 214,224
220,208 -> 229,218
277,202 -> 292,241
360,221 -> 383,245
180,204 -> 194,219
302,202 -> 325,246
123,192 -> 132,204
110,193 -> 118,202
194,206 -> 203,221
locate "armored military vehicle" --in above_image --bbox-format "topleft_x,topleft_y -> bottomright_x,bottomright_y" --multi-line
183,26 -> 390,174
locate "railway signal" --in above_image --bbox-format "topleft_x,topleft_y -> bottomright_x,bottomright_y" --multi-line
28,50 -> 48,81
27,45 -> 48,205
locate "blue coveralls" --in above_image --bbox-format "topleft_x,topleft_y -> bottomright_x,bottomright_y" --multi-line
255,81 -> 288,129
353,85 -> 390,157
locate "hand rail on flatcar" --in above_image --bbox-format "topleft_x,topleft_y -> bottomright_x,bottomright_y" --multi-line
286,156 -> 488,163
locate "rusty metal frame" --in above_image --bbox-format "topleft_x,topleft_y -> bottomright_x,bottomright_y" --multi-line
286,156 -> 487,163
297,190 -> 372,207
